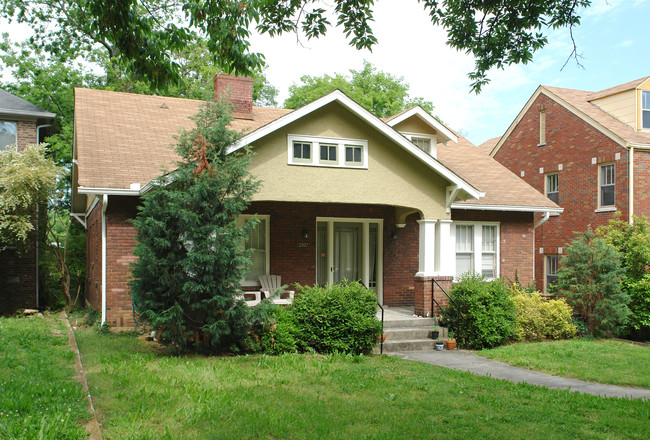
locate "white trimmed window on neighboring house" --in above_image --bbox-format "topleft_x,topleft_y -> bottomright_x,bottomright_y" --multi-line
545,255 -> 559,293
240,215 -> 270,286
599,163 -> 615,208
546,173 -> 559,204
643,90 -> 650,129
454,223 -> 499,280
0,121 -> 17,151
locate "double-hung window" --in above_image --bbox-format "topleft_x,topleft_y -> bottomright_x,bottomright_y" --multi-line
455,223 -> 499,279
599,163 -> 615,208
546,255 -> 559,293
241,215 -> 270,285
0,121 -> 17,151
641,90 -> 650,129
546,173 -> 559,204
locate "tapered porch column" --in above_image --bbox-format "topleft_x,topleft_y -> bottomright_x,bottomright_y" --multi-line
416,219 -> 437,277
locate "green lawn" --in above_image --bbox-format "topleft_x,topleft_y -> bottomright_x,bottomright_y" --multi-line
479,339 -> 650,388
0,314 -> 89,440
74,328 -> 650,440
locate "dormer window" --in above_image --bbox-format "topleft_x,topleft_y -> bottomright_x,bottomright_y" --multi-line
288,135 -> 367,169
641,90 -> 650,129
401,133 -> 437,157
412,137 -> 431,152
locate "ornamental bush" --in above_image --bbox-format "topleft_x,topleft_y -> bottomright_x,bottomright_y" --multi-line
291,281 -> 382,354
445,274 -> 517,349
511,289 -> 577,341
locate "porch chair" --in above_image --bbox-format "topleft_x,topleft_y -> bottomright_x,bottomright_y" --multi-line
235,290 -> 261,307
259,274 -> 294,305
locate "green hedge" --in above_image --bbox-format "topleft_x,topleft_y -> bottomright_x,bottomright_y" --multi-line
292,281 -> 382,354
511,289 -> 577,341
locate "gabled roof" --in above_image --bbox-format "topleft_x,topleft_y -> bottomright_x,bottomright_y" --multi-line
438,137 -> 561,212
382,106 -> 457,144
0,88 -> 56,119
491,80 -> 650,156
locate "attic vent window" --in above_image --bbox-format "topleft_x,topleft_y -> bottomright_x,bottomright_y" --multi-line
643,91 -> 650,129
412,137 -> 431,152
288,134 -> 368,169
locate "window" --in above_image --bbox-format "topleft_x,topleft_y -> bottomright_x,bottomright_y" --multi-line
288,134 -> 368,168
539,110 -> 546,145
455,223 -> 499,279
546,173 -> 559,204
320,144 -> 337,164
641,90 -> 650,129
455,225 -> 474,278
599,163 -> 615,207
242,215 -> 269,285
546,255 -> 559,293
292,141 -> 311,163
412,137 -> 431,152
345,145 -> 363,165
481,225 -> 497,278
0,121 -> 17,151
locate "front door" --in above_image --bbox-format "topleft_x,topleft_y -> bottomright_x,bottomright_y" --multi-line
316,218 -> 383,303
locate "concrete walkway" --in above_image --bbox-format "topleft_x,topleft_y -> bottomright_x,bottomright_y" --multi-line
392,349 -> 650,400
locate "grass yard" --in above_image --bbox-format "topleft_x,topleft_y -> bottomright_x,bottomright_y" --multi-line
479,339 -> 650,388
74,328 -> 650,440
0,314 -> 89,440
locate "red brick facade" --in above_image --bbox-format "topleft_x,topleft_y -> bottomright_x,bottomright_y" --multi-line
494,93 -> 629,290
86,197 -> 538,325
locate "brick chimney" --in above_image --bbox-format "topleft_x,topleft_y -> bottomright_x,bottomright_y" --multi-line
213,74 -> 254,120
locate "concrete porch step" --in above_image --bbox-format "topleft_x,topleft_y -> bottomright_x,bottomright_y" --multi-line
375,338 -> 438,353
381,318 -> 437,329
384,328 -> 433,340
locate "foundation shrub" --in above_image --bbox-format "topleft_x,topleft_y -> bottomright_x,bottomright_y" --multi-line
292,281 -> 382,355
246,303 -> 299,355
446,274 -> 517,349
511,289 -> 577,341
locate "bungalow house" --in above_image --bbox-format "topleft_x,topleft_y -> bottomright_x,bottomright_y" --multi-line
489,76 -> 650,291
71,75 -> 560,329
0,88 -> 56,315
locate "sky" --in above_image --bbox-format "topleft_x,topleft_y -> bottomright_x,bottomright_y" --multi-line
2,0 -> 649,146
248,0 -> 650,145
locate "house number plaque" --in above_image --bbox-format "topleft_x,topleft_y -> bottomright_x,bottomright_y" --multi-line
298,242 -> 309,248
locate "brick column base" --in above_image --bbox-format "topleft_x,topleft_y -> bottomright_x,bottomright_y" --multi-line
414,275 -> 453,317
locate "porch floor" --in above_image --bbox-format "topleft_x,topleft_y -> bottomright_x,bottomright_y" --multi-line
377,306 -> 426,321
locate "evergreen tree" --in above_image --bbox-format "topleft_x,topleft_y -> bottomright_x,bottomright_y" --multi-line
130,100 -> 259,353
557,230 -> 629,336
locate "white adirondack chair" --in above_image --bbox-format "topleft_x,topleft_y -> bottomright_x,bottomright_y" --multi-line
235,290 -> 261,307
259,275 -> 294,305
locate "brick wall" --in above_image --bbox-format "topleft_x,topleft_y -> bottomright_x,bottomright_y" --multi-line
633,149 -> 650,217
0,119 -> 38,315
494,93 -> 628,290
451,210 -> 535,286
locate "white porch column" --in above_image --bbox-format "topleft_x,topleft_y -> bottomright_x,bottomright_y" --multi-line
436,220 -> 454,276
416,219 -> 437,277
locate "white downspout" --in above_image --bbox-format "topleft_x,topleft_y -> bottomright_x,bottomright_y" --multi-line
534,212 -> 550,229
101,194 -> 108,326
629,146 -> 634,224
36,124 -> 52,144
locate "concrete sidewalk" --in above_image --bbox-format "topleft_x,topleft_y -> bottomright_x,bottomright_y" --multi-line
392,350 -> 650,400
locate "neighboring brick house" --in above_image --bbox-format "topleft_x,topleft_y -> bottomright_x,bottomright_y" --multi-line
489,76 -> 650,292
0,89 -> 55,315
71,75 -> 560,329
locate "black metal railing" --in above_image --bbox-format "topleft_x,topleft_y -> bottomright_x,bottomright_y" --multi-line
431,278 -> 461,339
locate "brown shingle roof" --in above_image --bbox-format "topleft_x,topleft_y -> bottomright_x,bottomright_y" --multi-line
74,88 -> 292,189
543,85 -> 650,146
438,136 -> 559,210
587,76 -> 649,101
477,136 -> 500,154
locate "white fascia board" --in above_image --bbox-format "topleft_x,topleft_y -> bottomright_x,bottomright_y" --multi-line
451,203 -> 564,213
384,107 -> 458,143
77,186 -> 140,196
228,90 -> 482,199
629,142 -> 650,150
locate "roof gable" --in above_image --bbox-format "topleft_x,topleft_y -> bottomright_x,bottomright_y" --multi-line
384,106 -> 457,144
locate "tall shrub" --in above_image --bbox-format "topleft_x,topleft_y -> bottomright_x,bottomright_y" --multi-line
597,215 -> 650,336
446,274 -> 517,349
130,100 -> 259,353
292,281 -> 381,354
557,230 -> 629,336
511,289 -> 577,341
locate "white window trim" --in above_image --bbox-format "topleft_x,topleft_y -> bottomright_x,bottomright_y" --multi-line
545,172 -> 559,203
239,214 -> 270,286
598,162 -> 615,209
544,254 -> 559,293
642,90 -> 650,130
452,221 -> 500,280
401,132 -> 438,157
287,134 -> 368,169
0,121 -> 18,152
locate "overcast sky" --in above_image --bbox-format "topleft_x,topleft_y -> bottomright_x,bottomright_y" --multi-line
250,0 -> 650,145
2,0 -> 648,146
